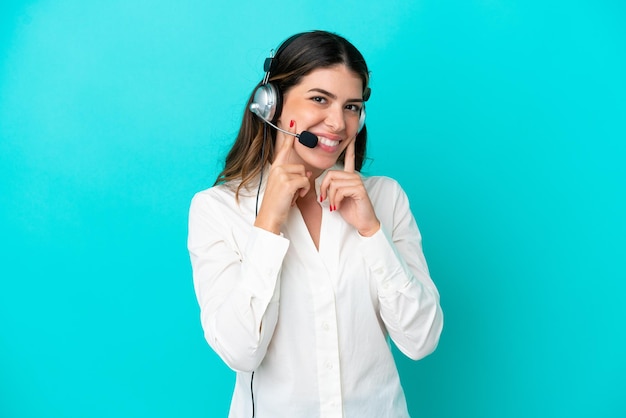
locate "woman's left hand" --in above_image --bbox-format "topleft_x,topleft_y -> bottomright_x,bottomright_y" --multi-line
320,140 -> 381,237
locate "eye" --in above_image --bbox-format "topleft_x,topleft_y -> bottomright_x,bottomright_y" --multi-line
311,96 -> 327,104
345,104 -> 362,113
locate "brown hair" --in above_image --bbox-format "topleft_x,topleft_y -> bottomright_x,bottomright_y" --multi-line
214,30 -> 371,198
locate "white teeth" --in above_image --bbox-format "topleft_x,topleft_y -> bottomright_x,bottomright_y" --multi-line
318,136 -> 340,147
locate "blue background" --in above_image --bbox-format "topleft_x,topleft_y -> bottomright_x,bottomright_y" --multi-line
1,1 -> 625,417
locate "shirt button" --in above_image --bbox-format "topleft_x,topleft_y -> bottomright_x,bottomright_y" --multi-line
374,267 -> 384,275
325,361 -> 333,370
322,322 -> 329,331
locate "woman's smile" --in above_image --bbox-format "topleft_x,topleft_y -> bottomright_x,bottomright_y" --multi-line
316,135 -> 343,152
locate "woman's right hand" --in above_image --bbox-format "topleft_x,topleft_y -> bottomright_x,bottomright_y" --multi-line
254,120 -> 311,234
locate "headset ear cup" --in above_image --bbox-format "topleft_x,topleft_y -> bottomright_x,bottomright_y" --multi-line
270,84 -> 283,124
251,83 -> 280,122
358,106 -> 366,133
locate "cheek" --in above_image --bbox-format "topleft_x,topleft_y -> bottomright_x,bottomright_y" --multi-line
282,100 -> 323,125
281,95 -> 304,115
278,108 -> 306,129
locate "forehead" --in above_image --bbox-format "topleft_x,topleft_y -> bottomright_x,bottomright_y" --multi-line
296,65 -> 363,97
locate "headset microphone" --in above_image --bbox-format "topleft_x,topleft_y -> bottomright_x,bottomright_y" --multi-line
249,103 -> 319,148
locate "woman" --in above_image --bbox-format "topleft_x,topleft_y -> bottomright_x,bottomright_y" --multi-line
188,30 -> 443,418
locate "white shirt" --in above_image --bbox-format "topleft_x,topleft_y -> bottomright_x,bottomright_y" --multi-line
188,168 -> 443,418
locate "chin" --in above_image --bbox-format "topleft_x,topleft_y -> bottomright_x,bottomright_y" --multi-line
297,146 -> 344,172
307,157 -> 339,173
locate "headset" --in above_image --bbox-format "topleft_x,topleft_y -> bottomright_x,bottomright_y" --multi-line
249,34 -> 367,148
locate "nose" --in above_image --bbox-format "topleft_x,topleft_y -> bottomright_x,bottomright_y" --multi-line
324,105 -> 346,133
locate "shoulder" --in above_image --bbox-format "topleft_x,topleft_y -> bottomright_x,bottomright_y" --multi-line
189,181 -> 259,221
191,183 -> 235,207
189,182 -> 241,218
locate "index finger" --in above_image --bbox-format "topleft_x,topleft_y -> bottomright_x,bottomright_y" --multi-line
344,139 -> 355,173
273,121 -> 296,165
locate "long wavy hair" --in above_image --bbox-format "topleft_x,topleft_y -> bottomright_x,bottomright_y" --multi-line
214,30 -> 371,198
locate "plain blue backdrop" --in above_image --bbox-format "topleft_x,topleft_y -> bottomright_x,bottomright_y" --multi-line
1,0 -> 625,417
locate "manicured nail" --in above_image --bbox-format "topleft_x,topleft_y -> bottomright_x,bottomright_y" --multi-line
319,195 -> 323,203
289,120 -> 294,128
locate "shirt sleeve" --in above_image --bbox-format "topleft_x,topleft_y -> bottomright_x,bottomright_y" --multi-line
188,191 -> 289,372
358,178 -> 444,360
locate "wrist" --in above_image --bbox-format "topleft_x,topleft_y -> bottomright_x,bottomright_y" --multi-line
358,220 -> 380,237
254,213 -> 282,235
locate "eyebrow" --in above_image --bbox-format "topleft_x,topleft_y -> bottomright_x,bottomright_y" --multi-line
307,88 -> 364,103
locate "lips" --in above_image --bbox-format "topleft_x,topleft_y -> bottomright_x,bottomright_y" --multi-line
318,136 -> 341,148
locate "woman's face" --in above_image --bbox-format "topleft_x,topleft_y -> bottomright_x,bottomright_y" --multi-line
275,64 -> 364,175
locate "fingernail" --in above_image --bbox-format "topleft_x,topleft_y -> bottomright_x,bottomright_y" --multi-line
319,195 -> 323,203
289,120 -> 294,128
329,205 -> 333,212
